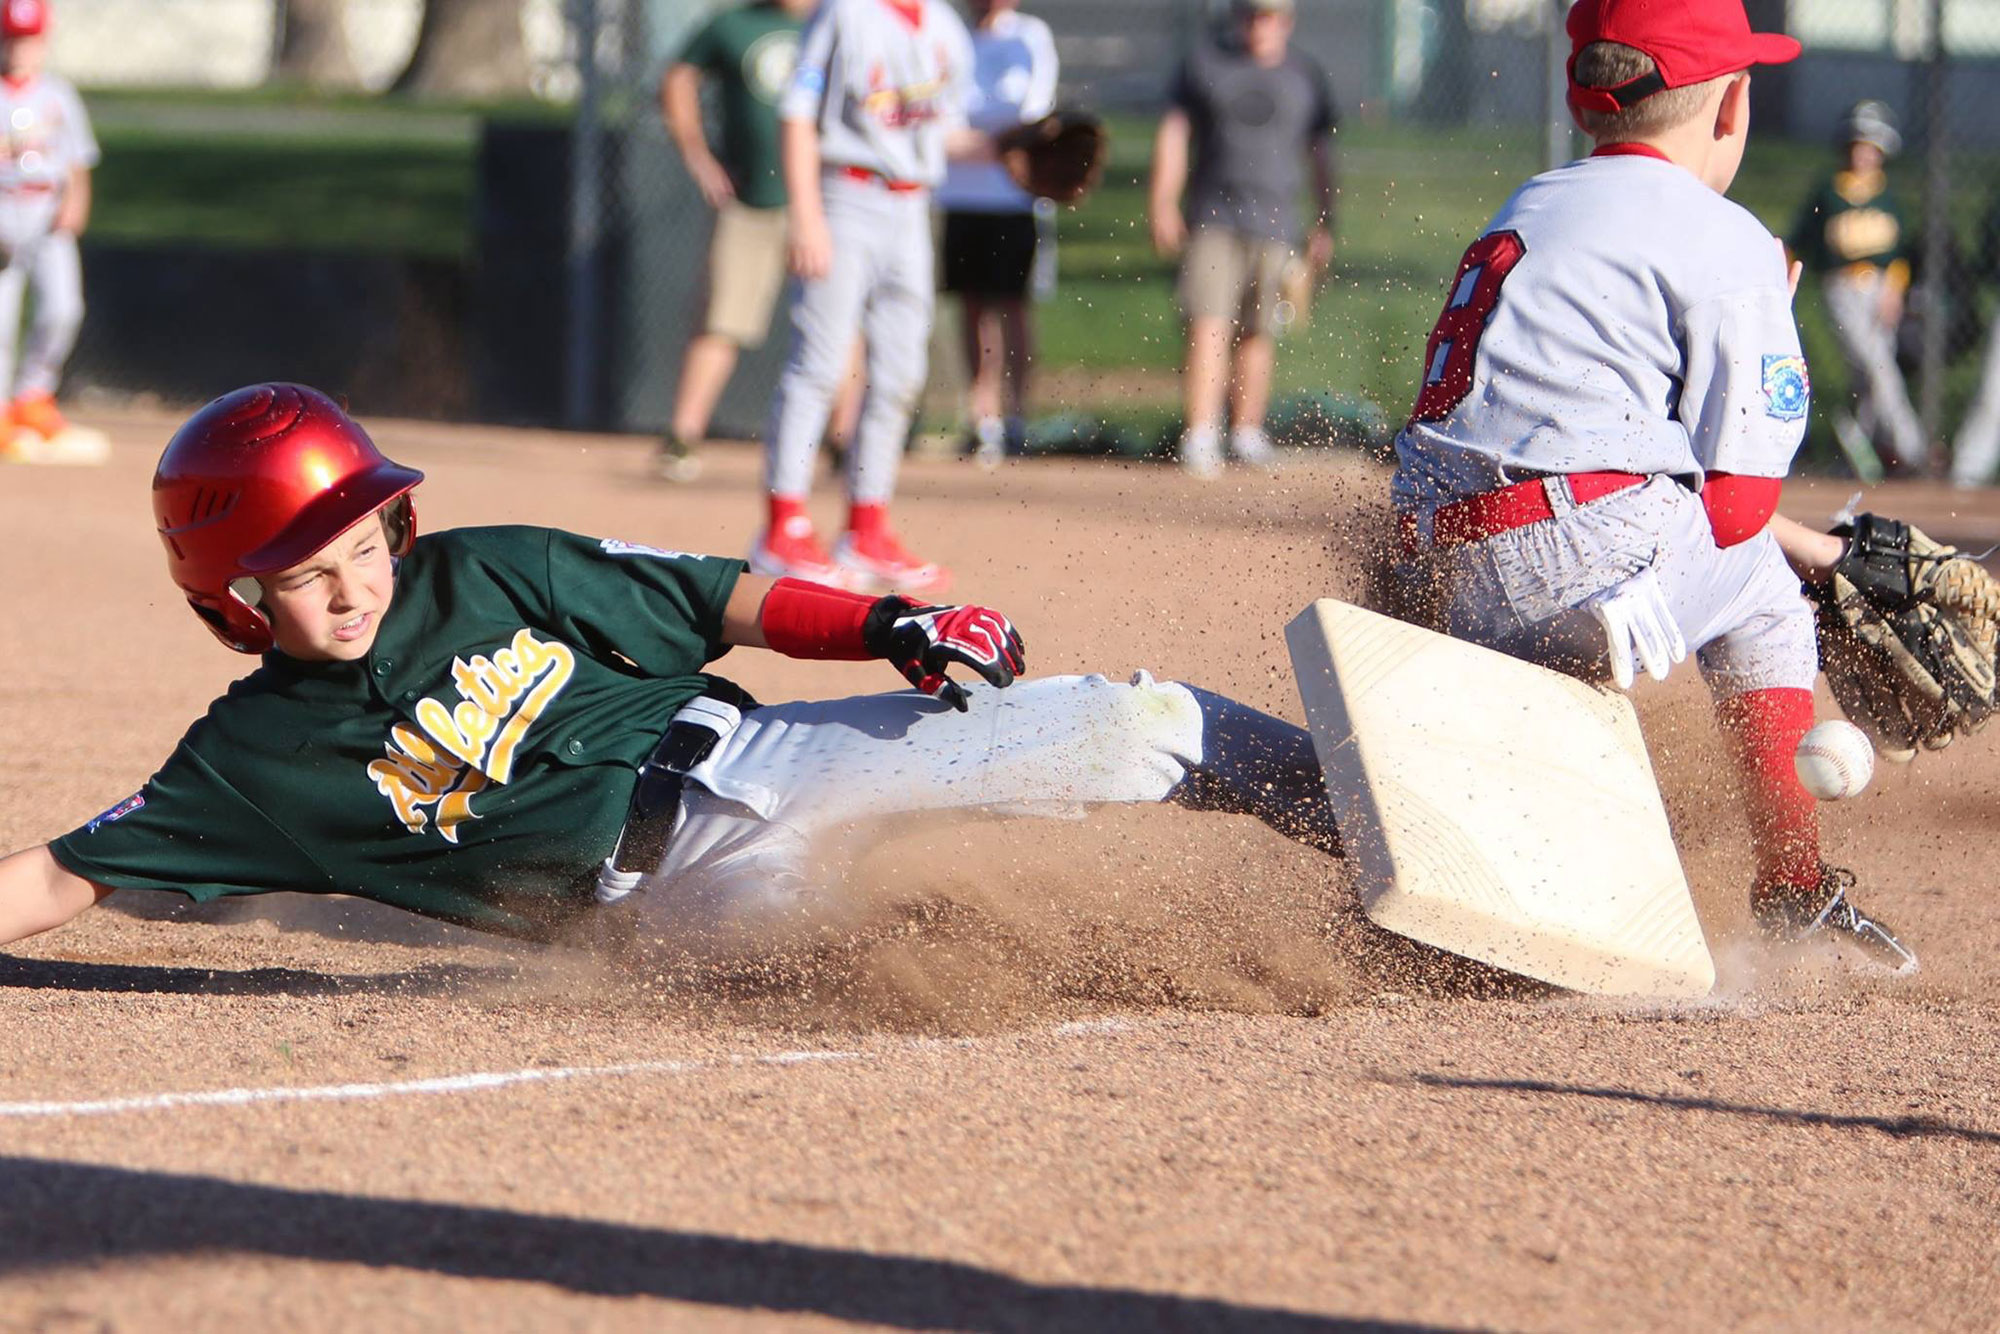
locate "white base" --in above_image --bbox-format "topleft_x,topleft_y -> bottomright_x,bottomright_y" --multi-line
1286,598 -> 1715,1000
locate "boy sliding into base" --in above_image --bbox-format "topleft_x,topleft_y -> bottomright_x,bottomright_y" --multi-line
1391,0 -> 1917,970
0,384 -> 1337,954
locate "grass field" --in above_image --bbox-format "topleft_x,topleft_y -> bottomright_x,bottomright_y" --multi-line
79,90 -> 2000,465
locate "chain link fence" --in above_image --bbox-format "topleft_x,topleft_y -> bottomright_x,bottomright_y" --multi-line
38,0 -> 2000,477
596,0 -> 2000,478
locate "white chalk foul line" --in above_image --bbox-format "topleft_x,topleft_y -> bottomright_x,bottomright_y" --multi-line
0,1017 -> 1133,1122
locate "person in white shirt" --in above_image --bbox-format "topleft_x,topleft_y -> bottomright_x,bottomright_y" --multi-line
934,0 -> 1059,466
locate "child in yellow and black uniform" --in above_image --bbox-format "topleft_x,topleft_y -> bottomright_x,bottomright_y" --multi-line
1788,99 -> 1925,478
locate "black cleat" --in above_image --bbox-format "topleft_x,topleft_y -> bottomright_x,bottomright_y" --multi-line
1753,865 -> 1919,975
654,433 -> 701,483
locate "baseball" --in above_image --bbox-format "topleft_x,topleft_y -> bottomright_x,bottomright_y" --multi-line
1794,720 -> 1875,800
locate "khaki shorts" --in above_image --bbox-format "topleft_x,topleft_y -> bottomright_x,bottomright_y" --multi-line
703,201 -> 790,347
1178,227 -> 1296,335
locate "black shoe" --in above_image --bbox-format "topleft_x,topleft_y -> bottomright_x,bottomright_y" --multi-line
654,433 -> 701,483
1753,865 -> 1918,975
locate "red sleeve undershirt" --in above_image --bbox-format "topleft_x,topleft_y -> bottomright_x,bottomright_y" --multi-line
757,577 -> 876,659
1702,472 -> 1782,548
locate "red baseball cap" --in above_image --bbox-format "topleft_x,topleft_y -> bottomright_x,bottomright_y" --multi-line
2,0 -> 47,39
1566,0 -> 1800,115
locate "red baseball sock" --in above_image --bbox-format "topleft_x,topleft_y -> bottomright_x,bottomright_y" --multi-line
846,501 -> 889,541
1714,687 -> 1821,893
768,493 -> 810,532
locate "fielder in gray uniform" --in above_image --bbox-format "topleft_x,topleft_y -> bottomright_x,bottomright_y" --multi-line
0,0 -> 94,459
755,0 -> 981,598
1393,0 -> 1916,972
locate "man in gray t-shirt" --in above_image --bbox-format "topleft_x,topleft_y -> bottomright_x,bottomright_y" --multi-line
1148,0 -> 1337,477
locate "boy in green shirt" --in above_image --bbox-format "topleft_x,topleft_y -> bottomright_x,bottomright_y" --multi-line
661,0 -> 860,483
0,384 -> 1337,956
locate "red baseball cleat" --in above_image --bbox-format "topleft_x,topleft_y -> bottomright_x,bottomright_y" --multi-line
10,391 -> 66,441
748,513 -> 844,583
833,526 -> 951,597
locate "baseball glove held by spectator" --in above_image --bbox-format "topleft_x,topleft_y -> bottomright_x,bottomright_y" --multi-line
997,109 -> 1108,205
1810,512 -> 2000,760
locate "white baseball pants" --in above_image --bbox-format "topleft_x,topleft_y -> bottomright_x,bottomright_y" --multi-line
618,673 -> 1336,954
765,174 -> 935,504
1822,270 -> 1925,472
0,230 -> 83,399
1950,309 -> 2000,487
1424,475 -> 1818,698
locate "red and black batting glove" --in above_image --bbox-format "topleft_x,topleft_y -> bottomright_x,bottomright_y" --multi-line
862,597 -> 1026,711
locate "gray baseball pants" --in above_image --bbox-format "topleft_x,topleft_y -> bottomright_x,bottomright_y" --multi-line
0,230 -> 83,399
1822,269 -> 1925,471
765,174 -> 935,504
1421,475 -> 1818,697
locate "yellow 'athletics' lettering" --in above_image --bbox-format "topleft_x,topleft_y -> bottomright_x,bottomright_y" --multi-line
367,628 -> 577,842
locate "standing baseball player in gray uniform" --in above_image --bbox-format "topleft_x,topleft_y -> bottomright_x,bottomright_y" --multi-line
1393,0 -> 1916,971
755,0 -> 983,596
0,0 -> 95,464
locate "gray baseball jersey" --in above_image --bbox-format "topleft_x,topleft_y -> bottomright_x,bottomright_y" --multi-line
780,0 -> 974,187
0,71 -> 95,248
1393,151 -> 1808,512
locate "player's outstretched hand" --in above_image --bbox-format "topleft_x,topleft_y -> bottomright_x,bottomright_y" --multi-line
863,597 -> 1026,711
1582,567 -> 1687,690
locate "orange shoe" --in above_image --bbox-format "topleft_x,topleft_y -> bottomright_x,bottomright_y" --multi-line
11,392 -> 66,441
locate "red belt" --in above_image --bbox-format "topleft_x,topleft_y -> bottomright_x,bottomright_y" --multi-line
836,165 -> 923,193
1399,471 -> 1649,554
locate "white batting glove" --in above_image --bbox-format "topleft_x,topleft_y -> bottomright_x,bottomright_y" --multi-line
1582,567 -> 1687,690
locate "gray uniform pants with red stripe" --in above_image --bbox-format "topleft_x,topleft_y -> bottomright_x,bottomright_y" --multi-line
765,174 -> 935,505
1417,475 -> 1818,698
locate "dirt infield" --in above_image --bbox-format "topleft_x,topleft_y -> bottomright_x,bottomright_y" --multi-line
1,410 -> 1996,1331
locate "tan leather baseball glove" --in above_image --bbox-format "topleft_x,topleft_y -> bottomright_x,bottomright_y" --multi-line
1811,512 -> 2000,760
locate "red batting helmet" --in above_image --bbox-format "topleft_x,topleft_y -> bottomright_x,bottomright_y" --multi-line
2,0 -> 47,38
153,384 -> 423,654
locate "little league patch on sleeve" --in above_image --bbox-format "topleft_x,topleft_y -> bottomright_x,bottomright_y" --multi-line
84,792 -> 145,833
1761,354 -> 1810,422
599,538 -> 706,562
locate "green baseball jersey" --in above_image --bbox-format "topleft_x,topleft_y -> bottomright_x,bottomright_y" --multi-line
677,1 -> 802,211
50,527 -> 745,938
1789,169 -> 1908,274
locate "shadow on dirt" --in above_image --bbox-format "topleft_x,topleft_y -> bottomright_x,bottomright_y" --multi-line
0,1155 -> 1468,1333
1401,1073 -> 2000,1145
0,956 -> 511,999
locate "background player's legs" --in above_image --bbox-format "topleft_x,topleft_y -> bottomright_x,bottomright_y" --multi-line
1224,239 -> 1289,466
14,231 -> 80,410
0,255 -> 30,440
639,674 -> 1339,953
756,185 -> 879,580
1176,228 -> 1247,479
1823,273 -> 1926,472
960,293 -> 1031,465
665,204 -> 794,481
1227,330 -> 1275,463
834,190 -> 946,594
1949,313 -> 2000,487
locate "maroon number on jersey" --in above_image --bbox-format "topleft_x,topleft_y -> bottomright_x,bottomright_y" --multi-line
1408,230 -> 1527,424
